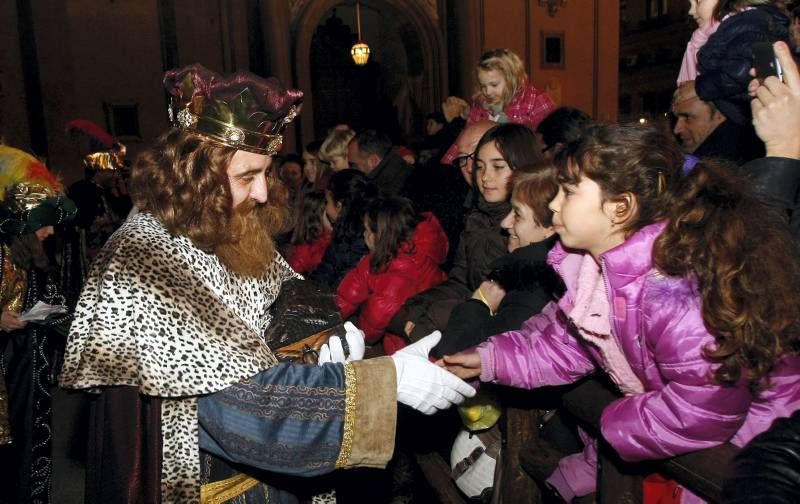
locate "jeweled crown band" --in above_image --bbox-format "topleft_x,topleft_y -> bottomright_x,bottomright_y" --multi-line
172,106 -> 284,156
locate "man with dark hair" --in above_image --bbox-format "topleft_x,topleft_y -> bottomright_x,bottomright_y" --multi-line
672,81 -> 763,164
535,106 -> 592,157
348,129 -> 410,195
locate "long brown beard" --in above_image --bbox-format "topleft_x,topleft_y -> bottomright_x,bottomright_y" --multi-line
215,202 -> 276,278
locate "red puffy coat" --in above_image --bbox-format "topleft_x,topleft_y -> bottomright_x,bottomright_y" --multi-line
287,230 -> 332,275
336,212 -> 448,354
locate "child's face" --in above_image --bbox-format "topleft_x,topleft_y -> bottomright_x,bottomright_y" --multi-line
426,119 -> 444,136
477,68 -> 507,106
330,154 -> 349,171
363,219 -> 376,251
548,166 -> 626,259
302,151 -> 318,181
325,191 -> 342,223
689,0 -> 717,28
501,199 -> 553,251
475,141 -> 512,203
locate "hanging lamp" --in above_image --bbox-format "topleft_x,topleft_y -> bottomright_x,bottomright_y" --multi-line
350,1 -> 370,66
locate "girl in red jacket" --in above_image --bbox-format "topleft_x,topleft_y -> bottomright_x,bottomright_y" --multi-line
286,190 -> 332,275
336,196 -> 448,355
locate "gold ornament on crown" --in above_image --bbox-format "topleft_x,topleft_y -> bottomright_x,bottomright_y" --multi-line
167,74 -> 300,156
5,183 -> 56,214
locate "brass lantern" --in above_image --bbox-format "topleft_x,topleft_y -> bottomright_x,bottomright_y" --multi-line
350,1 -> 370,66
351,41 -> 370,66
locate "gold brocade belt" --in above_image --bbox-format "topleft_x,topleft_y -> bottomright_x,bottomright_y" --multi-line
200,473 -> 260,504
0,377 -> 11,445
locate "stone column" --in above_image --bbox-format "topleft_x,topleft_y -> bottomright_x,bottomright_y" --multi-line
259,0 -> 298,151
451,0 -> 483,100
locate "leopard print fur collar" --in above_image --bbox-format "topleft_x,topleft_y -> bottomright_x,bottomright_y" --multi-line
61,212 -> 296,502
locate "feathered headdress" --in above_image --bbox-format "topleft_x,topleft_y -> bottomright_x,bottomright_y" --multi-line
0,146 -> 76,235
65,119 -> 119,152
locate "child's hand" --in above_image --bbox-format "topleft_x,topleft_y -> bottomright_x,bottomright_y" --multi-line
442,96 -> 470,122
439,352 -> 482,380
404,320 -> 415,337
473,280 -> 506,313
749,41 -> 800,159
322,211 -> 333,232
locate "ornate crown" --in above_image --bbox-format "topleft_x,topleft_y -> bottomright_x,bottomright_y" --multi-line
83,151 -> 123,171
164,64 -> 303,156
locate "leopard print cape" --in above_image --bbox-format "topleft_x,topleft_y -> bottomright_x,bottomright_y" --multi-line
60,212 -> 297,503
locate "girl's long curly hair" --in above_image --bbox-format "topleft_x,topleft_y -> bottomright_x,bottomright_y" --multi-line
557,123 -> 800,391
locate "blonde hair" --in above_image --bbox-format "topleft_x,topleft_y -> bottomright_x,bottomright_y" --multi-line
476,48 -> 528,108
319,128 -> 356,163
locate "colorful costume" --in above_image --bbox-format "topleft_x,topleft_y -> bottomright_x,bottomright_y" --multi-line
59,64 -> 398,503
63,149 -> 131,304
0,146 -> 76,503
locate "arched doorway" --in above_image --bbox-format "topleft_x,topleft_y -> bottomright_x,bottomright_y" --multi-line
292,0 -> 446,145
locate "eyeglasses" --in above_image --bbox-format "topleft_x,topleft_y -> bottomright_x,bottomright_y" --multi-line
453,154 -> 474,169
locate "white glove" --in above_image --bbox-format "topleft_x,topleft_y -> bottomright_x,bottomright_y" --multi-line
318,322 -> 366,365
343,321 -> 365,362
391,331 -> 476,415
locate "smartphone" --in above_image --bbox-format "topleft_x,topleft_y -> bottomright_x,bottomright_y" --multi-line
752,41 -> 784,82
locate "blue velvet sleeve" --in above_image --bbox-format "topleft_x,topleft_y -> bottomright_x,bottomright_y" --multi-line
198,362 -> 347,477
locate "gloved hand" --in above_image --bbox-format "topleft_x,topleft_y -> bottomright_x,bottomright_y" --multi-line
342,321 -> 365,361
318,322 -> 366,365
391,331 -> 476,415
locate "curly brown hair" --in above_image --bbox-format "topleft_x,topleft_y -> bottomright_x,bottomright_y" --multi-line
130,128 -> 287,261
557,123 -> 800,391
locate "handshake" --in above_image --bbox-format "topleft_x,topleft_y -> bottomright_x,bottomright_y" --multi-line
318,324 -> 476,415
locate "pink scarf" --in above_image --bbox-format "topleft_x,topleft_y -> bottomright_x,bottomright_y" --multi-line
566,255 -> 644,396
678,20 -> 719,85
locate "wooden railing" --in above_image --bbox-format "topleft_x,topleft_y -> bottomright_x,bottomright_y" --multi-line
561,379 -> 740,503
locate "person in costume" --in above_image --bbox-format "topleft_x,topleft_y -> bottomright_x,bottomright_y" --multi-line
0,146 -> 76,504
59,64 -> 474,504
61,151 -> 130,303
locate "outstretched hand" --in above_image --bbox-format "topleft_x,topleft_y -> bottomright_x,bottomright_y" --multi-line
748,41 -> 800,159
392,331 -> 476,415
436,351 -> 482,380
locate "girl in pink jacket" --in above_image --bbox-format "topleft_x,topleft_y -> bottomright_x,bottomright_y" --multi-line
442,123 -> 800,502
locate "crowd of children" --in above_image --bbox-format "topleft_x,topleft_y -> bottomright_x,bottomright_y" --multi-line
5,3 -> 800,499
